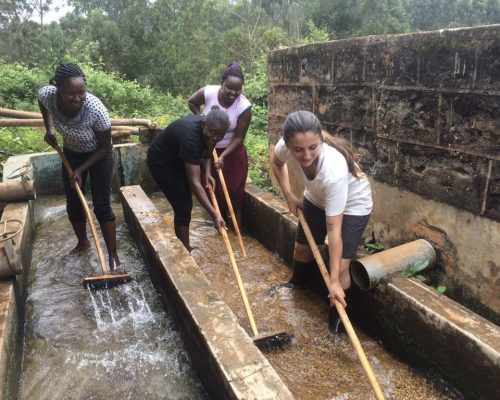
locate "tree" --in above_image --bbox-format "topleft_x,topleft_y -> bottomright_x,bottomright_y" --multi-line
402,0 -> 500,31
0,0 -> 52,63
356,0 -> 410,36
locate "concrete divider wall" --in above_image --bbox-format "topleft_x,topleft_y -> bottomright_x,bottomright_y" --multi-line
26,144 -> 157,197
0,201 -> 35,400
364,275 -> 500,400
120,185 -> 294,400
243,185 -> 297,266
0,281 -> 18,400
267,24 -> 500,324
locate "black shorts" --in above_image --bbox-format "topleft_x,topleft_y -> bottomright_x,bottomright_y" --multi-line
296,198 -> 370,259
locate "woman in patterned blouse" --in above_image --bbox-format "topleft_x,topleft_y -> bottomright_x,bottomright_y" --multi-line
38,63 -> 120,270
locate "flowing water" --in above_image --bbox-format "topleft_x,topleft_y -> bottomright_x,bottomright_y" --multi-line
20,193 -> 463,400
152,194 -> 463,400
18,196 -> 208,400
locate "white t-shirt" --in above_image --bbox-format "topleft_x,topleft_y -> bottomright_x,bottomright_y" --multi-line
274,138 -> 373,216
202,85 -> 252,148
38,85 -> 112,153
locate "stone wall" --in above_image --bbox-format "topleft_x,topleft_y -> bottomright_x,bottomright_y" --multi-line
267,25 -> 500,322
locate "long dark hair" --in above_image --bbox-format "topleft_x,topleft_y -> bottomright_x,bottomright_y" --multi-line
283,110 -> 362,178
49,63 -> 86,88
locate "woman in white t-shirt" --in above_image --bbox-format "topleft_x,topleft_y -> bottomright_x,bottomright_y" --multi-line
272,111 -> 372,333
188,62 -> 252,228
38,63 -> 120,270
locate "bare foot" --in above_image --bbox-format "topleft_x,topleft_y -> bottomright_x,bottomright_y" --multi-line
111,263 -> 127,274
109,253 -> 121,272
69,241 -> 91,254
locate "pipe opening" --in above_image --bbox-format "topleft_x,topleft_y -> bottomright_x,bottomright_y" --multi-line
350,260 -> 370,290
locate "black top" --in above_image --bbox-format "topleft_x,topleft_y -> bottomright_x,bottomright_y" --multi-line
147,115 -> 206,167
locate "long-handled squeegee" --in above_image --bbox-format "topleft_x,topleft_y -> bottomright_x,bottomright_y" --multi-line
55,145 -> 132,290
208,185 -> 292,351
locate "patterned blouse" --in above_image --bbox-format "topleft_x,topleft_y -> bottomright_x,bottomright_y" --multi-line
38,86 -> 112,153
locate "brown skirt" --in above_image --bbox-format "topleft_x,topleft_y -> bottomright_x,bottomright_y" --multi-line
210,145 -> 248,217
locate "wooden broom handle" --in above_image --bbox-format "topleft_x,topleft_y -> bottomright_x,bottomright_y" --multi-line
297,209 -> 385,400
54,145 -> 109,274
208,185 -> 258,336
212,149 -> 247,257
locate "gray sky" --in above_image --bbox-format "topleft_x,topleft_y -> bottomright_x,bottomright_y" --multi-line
42,0 -> 73,24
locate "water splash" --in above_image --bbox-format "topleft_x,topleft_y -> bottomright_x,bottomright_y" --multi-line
19,200 -> 207,400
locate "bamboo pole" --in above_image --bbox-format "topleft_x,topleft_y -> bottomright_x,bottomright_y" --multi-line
212,149 -> 247,257
111,130 -> 132,138
297,209 -> 386,400
0,179 -> 36,202
0,119 -> 44,127
0,116 -> 156,129
111,125 -> 140,132
0,108 -> 41,119
110,119 -> 156,129
208,186 -> 258,336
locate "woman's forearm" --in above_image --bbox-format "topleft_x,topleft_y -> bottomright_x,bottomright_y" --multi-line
271,159 -> 293,199
75,145 -> 110,173
188,88 -> 205,115
328,237 -> 343,283
38,101 -> 53,133
326,215 -> 343,283
220,135 -> 243,158
202,157 -> 211,177
188,101 -> 201,115
220,108 -> 251,158
191,181 -> 218,219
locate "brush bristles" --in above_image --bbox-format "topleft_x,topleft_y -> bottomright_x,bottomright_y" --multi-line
253,330 -> 293,351
83,273 -> 132,290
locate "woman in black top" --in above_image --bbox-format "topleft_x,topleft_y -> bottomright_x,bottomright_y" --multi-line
147,108 -> 230,251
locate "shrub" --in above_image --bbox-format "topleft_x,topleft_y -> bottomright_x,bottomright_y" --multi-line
0,62 -> 49,111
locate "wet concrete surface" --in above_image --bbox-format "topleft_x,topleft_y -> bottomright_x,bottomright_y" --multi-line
152,193 -> 463,400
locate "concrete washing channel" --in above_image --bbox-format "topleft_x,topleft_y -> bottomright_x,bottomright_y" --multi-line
1,144 -> 499,399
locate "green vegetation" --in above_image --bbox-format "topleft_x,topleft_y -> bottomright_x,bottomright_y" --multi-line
0,60 -> 271,186
401,259 -> 430,280
401,260 -> 447,294
1,0 -> 498,183
3,1 -> 497,96
0,127 -> 50,162
362,242 -> 385,254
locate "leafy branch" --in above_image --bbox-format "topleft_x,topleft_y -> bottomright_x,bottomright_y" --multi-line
401,260 -> 446,294
362,242 -> 385,254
